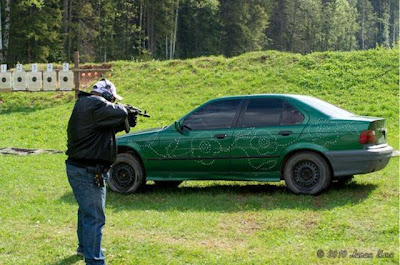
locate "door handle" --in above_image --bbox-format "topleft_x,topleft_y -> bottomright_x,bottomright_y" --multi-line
214,134 -> 228,139
278,130 -> 292,136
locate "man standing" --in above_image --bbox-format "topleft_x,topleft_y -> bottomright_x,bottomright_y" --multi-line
66,79 -> 133,265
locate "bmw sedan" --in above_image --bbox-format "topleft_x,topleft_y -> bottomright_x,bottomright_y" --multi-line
109,94 -> 393,195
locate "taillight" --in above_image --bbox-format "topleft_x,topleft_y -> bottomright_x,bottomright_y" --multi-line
360,130 -> 376,144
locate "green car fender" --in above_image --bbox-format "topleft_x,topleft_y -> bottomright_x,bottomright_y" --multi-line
278,142 -> 330,170
116,141 -> 144,161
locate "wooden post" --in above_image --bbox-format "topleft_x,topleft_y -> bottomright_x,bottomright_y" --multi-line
74,51 -> 79,99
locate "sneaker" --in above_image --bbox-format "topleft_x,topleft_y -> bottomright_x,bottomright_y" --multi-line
76,248 -> 106,257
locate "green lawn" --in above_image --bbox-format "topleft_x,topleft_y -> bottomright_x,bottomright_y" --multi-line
0,48 -> 398,264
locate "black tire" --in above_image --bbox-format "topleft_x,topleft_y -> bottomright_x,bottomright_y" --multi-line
154,180 -> 183,187
108,153 -> 146,194
283,151 -> 331,195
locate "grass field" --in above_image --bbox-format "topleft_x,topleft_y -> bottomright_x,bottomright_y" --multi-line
0,48 -> 398,264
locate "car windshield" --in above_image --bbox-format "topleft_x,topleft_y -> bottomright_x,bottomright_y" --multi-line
297,96 -> 354,117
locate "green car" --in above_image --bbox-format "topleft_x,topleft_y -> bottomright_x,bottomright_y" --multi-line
109,94 -> 393,195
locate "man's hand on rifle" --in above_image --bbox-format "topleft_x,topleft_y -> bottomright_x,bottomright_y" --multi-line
122,104 -> 150,133
128,113 -> 137,127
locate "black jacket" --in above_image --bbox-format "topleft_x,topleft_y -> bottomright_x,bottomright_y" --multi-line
66,91 -> 128,168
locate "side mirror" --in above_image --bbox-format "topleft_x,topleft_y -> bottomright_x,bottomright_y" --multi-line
174,121 -> 183,133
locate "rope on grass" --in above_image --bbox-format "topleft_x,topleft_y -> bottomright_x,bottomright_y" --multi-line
0,147 -> 63,155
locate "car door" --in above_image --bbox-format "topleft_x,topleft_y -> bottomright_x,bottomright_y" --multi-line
230,97 -> 307,175
156,98 -> 243,177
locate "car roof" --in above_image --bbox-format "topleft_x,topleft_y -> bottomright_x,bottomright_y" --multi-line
211,94 -> 306,101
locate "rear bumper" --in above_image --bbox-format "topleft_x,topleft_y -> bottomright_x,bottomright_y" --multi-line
324,144 -> 393,177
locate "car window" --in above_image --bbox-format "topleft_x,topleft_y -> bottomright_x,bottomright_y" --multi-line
280,101 -> 304,125
241,98 -> 282,127
183,99 -> 241,130
241,98 -> 304,128
297,95 -> 354,117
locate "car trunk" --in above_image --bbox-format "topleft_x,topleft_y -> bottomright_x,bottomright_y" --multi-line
350,116 -> 387,145
367,118 -> 387,145
332,115 -> 388,146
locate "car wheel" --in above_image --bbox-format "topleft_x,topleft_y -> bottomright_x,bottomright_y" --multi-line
154,180 -> 183,187
108,153 -> 146,194
283,151 -> 331,195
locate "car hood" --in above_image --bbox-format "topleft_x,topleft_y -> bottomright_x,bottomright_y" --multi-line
118,127 -> 165,141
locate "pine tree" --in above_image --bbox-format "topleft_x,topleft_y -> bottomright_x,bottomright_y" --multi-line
357,0 -> 377,49
219,0 -> 270,57
6,0 -> 62,64
326,0 -> 359,51
283,0 -> 324,53
177,0 -> 220,58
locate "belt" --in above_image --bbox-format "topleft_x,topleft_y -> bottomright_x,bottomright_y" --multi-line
66,158 -> 110,172
66,159 -> 91,169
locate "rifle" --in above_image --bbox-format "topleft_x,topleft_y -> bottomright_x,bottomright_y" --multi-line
123,104 -> 150,133
124,104 -> 151,118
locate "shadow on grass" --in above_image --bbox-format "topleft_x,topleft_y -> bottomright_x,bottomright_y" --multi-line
0,94 -> 74,115
0,105 -> 55,115
60,180 -> 377,212
50,254 -> 82,265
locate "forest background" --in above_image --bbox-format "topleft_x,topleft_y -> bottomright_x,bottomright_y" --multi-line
0,0 -> 398,65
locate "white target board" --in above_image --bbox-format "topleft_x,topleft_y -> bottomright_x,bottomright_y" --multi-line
0,72 -> 12,90
59,71 -> 74,91
13,71 -> 27,91
43,72 -> 57,91
27,72 -> 42,91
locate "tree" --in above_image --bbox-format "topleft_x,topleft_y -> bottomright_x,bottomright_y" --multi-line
6,0 -> 62,64
110,0 -> 140,60
177,0 -> 220,58
327,0 -> 359,51
94,0 -> 116,62
219,0 -> 270,57
266,0 -> 285,51
283,0 -> 324,53
389,0 -> 398,46
0,0 -> 397,64
357,0 -> 377,49
71,0 -> 99,62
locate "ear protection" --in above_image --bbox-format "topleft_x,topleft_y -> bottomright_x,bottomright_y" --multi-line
100,79 -> 114,101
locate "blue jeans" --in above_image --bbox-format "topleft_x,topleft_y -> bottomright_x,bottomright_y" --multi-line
66,161 -> 108,265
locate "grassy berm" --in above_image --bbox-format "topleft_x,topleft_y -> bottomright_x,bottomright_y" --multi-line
0,48 -> 398,264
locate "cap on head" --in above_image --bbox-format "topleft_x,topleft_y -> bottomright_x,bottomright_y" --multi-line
92,79 -> 123,101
